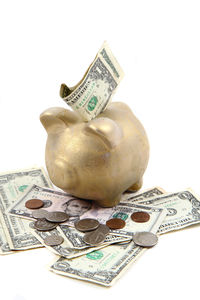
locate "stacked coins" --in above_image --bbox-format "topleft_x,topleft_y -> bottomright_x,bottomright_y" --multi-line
26,199 -> 69,246
75,218 -> 110,246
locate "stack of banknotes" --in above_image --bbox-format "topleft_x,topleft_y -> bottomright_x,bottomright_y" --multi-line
1,167 -> 200,286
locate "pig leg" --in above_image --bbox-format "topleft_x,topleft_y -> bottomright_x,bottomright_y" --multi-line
127,178 -> 143,192
95,194 -> 122,208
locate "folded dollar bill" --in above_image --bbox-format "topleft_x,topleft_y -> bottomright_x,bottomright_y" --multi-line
0,167 -> 52,251
60,41 -> 124,121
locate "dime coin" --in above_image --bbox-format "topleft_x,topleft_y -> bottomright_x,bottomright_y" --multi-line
34,219 -> 58,231
106,218 -> 126,229
75,218 -> 99,232
133,232 -> 158,248
25,199 -> 44,209
131,211 -> 150,223
46,211 -> 69,223
44,235 -> 64,246
83,230 -> 106,246
32,209 -> 48,219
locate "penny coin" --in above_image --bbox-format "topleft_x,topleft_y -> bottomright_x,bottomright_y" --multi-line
44,235 -> 64,246
46,211 -> 69,223
75,218 -> 99,232
25,199 -> 44,209
83,230 -> 106,246
131,211 -> 150,223
106,218 -> 126,229
34,219 -> 58,231
133,232 -> 158,248
32,209 -> 48,219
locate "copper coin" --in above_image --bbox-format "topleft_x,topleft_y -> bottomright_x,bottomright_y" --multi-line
106,218 -> 126,229
131,211 -> 150,223
25,199 -> 44,209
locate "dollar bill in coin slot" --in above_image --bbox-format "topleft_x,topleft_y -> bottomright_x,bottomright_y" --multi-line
60,41 -> 124,121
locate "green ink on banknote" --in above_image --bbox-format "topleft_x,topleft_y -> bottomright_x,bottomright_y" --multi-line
86,250 -> 103,260
18,185 -> 28,192
88,96 -> 98,111
113,212 -> 128,221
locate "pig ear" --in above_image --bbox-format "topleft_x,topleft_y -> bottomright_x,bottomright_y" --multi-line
40,107 -> 82,133
84,117 -> 123,149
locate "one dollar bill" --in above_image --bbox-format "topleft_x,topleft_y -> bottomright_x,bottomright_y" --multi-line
60,41 -> 124,121
49,201 -> 164,287
128,188 -> 200,234
0,167 -> 52,251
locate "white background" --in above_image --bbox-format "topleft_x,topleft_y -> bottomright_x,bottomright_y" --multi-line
0,0 -> 200,299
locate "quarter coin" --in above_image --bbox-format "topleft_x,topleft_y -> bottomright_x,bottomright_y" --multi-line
32,209 -> 48,219
75,218 -> 99,232
34,219 -> 58,231
25,199 -> 44,209
44,235 -> 64,246
106,218 -> 126,229
131,211 -> 150,223
46,211 -> 69,223
97,224 -> 110,235
133,232 -> 158,248
83,230 -> 106,246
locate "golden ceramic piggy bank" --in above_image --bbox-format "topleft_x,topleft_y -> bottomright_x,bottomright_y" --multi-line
40,102 -> 149,207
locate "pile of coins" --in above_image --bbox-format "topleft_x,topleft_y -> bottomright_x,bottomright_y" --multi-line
26,198 -> 158,248
75,218 -> 110,246
26,199 -> 69,246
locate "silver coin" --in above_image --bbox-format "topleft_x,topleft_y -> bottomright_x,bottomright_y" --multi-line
32,209 -> 48,219
75,218 -> 99,232
46,211 -> 69,223
96,224 -> 110,235
44,235 -> 64,246
29,221 -> 36,229
133,232 -> 158,248
34,219 -> 58,231
83,230 -> 106,246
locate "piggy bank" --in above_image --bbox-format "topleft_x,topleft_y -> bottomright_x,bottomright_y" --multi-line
40,102 -> 149,207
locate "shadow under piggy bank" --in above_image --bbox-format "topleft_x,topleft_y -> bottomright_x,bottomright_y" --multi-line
40,102 -> 149,207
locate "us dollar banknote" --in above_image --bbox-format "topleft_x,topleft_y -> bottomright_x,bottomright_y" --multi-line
0,167 -> 52,250
0,208 -> 13,255
60,41 -> 124,121
9,185 -> 166,238
128,189 -> 200,234
49,206 -> 164,287
121,186 -> 166,202
49,242 -> 145,286
30,224 -> 131,259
